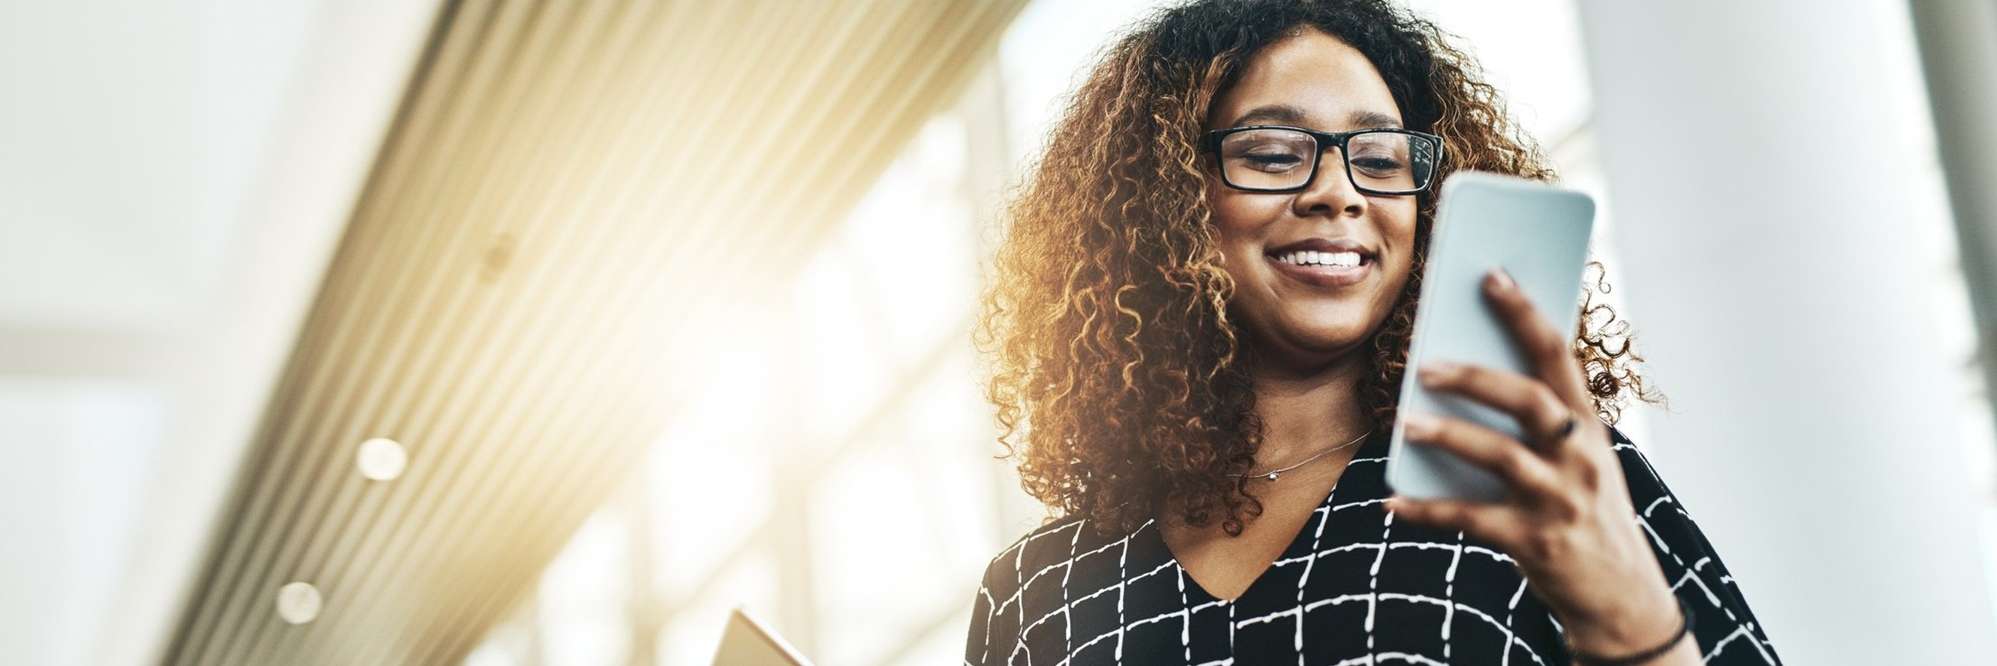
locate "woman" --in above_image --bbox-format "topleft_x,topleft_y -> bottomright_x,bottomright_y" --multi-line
964,0 -> 1781,664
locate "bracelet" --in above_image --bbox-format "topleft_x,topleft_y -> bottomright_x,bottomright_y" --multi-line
1568,596 -> 1695,665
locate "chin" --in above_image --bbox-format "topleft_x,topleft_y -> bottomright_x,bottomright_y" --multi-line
1281,307 -> 1372,335
1274,319 -> 1374,353
1304,332 -> 1372,354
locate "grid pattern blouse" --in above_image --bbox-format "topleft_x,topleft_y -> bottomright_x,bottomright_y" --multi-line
963,426 -> 1782,665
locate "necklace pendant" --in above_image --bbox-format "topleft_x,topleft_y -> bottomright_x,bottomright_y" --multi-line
1266,472 -> 1279,481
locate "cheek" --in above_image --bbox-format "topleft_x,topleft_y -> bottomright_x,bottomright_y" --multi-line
1208,194 -> 1275,270
1206,193 -> 1286,248
1382,203 -> 1421,260
1209,191 -> 1276,236
1370,203 -> 1421,293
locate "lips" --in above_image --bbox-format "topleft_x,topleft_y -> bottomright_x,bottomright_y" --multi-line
1263,237 -> 1375,289
1265,253 -> 1371,288
1264,236 -> 1375,261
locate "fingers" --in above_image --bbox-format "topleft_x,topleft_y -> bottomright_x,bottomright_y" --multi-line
1417,361 -> 1576,456
1479,267 -> 1591,410
1402,410 -> 1563,499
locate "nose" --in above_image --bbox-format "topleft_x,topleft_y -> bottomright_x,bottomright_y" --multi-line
1292,146 -> 1367,219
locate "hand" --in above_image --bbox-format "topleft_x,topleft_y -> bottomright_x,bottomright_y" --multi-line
1382,267 -> 1693,662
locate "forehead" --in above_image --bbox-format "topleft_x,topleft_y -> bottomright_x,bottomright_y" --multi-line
1206,28 -> 1403,132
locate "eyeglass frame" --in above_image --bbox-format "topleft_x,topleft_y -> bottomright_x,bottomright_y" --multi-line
1198,125 -> 1446,196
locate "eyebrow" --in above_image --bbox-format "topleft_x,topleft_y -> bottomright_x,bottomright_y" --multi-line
1228,104 -> 1405,130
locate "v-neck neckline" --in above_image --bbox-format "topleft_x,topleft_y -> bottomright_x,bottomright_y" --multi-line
1150,430 -> 1387,604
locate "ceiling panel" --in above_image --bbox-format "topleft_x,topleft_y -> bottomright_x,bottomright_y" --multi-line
163,0 -> 1028,663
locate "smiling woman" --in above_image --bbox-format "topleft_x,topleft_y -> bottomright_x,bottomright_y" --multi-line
966,0 -> 1780,664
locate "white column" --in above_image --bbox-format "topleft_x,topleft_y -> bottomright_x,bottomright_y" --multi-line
1909,0 -> 1997,431
1574,1 -> 1997,662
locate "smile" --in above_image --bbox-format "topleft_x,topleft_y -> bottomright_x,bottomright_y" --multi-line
1265,250 -> 1372,288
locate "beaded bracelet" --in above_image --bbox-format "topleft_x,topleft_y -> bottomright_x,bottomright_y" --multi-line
1569,596 -> 1695,665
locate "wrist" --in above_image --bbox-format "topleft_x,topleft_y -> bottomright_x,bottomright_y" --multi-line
1557,585 -> 1686,660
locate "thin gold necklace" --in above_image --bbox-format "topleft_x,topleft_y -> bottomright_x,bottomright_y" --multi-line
1236,428 -> 1373,481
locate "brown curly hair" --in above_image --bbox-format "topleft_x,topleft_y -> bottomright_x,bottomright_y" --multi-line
972,0 -> 1665,540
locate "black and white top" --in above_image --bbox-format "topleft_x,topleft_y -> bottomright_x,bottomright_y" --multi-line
963,426 -> 1781,665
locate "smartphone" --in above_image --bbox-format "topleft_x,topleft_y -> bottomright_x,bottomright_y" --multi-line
1384,170 -> 1597,502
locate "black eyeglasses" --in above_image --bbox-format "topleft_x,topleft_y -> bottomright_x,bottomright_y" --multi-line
1200,125 -> 1444,195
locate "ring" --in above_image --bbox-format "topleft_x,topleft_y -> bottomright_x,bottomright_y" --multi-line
1547,408 -> 1577,443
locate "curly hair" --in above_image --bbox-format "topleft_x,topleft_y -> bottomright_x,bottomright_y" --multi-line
972,0 -> 1665,540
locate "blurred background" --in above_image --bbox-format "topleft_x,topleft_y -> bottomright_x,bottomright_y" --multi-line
3,0 -> 1994,664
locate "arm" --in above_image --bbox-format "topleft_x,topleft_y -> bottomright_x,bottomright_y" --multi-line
1383,267 -> 1778,664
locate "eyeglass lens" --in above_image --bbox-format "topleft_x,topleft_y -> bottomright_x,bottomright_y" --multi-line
1216,129 -> 1436,193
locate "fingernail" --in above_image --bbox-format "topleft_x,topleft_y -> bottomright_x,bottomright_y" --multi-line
1418,361 -> 1458,385
1402,411 -> 1437,438
1486,267 -> 1515,291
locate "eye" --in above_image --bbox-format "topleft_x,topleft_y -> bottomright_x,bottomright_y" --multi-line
1218,129 -> 1315,173
1243,152 -> 1303,170
1350,155 -> 1406,174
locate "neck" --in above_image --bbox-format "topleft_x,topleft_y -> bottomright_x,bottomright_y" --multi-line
1248,349 -> 1373,470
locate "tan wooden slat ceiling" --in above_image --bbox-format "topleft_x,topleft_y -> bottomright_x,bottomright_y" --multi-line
163,0 -> 1027,663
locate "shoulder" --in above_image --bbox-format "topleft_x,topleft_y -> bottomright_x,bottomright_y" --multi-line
1601,424 -> 1692,541
966,514 -> 1096,653
977,513 -> 1099,595
1602,424 -> 1697,527
1603,425 -> 1663,493
975,510 -> 1155,613
1600,424 -> 1787,663
967,513 -> 1130,665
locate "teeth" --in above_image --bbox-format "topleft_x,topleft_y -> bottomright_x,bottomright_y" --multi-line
1276,250 -> 1363,268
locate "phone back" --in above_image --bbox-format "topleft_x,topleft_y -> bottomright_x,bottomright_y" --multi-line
1385,170 -> 1596,501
